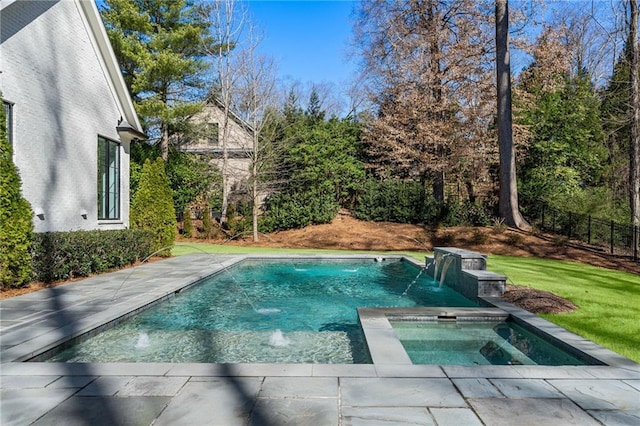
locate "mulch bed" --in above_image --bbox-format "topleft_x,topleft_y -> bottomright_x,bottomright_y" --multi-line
502,284 -> 578,314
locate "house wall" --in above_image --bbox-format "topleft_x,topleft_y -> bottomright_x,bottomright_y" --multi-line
0,0 -> 130,232
183,104 -> 253,190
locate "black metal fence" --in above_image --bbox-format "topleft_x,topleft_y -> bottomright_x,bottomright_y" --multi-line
527,205 -> 639,262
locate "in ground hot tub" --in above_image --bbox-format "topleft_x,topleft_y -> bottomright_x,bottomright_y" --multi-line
358,307 -> 604,366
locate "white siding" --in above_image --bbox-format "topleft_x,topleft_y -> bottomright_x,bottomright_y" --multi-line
0,0 -> 130,232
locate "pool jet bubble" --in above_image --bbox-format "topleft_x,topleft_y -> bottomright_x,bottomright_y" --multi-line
256,308 -> 281,314
268,329 -> 291,347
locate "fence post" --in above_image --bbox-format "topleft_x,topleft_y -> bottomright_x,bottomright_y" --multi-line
568,212 -> 572,239
552,210 -> 556,233
587,215 -> 592,245
610,220 -> 615,255
541,205 -> 545,229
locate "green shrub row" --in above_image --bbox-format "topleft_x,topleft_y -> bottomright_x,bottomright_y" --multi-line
260,189 -> 340,232
353,178 -> 493,226
31,229 -> 155,283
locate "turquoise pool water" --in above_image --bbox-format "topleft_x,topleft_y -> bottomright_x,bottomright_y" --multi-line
391,320 -> 589,366
47,259 -> 477,363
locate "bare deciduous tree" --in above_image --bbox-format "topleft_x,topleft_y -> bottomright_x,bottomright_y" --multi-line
206,0 -> 246,226
233,27 -> 279,242
354,0 -> 497,204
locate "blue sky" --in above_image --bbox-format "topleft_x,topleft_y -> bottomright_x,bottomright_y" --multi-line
244,1 -> 358,87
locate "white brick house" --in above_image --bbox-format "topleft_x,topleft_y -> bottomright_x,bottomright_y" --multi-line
0,0 -> 145,232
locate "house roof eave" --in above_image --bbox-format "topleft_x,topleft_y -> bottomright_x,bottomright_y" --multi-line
78,0 -> 145,138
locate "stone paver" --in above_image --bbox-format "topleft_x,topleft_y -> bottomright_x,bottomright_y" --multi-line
468,398 -> 602,425
548,379 -> 640,410
341,406 -> 435,425
153,378 -> 262,426
1,254 -> 638,425
587,409 -> 640,426
31,396 -> 170,426
253,398 -> 339,425
490,378 -> 564,398
430,407 -> 483,426
116,376 -> 189,396
341,378 -> 466,407
452,378 -> 504,398
260,376 -> 337,398
76,376 -> 132,396
0,388 -> 76,426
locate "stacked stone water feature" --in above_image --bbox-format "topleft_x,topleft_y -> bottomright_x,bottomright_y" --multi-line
425,247 -> 506,302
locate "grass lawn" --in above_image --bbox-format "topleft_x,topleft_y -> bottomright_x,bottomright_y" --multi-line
174,242 -> 640,363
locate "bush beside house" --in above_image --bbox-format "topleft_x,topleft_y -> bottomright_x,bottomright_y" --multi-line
131,158 -> 176,255
0,95 -> 33,289
31,230 -> 155,283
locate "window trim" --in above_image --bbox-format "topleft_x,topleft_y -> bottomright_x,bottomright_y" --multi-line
97,135 -> 121,221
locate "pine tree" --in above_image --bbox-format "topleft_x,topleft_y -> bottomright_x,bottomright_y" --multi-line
101,0 -> 213,159
130,158 -> 176,256
0,96 -> 33,288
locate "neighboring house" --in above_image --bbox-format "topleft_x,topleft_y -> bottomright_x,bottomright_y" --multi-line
0,0 -> 145,233
179,98 -> 254,200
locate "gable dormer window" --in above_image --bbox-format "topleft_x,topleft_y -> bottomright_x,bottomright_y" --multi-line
207,123 -> 219,146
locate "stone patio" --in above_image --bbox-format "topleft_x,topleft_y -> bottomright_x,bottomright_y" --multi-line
1,254 -> 639,425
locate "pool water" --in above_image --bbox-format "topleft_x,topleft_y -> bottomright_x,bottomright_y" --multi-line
47,259 -> 477,363
391,320 -> 589,366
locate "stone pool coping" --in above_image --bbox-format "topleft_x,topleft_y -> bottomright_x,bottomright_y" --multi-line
1,253 -> 639,425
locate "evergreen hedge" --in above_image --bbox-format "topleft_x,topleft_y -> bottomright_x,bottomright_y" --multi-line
0,94 -> 34,289
31,229 -> 155,283
260,189 -> 340,232
130,158 -> 176,255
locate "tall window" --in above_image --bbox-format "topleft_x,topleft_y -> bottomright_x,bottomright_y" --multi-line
3,101 -> 13,146
207,123 -> 219,145
98,136 -> 120,220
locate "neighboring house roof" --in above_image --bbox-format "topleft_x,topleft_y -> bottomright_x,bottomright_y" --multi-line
208,96 -> 256,136
0,0 -> 145,139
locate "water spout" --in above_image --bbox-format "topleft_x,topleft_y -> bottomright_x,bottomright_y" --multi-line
439,255 -> 455,288
433,252 -> 443,282
400,267 -> 426,297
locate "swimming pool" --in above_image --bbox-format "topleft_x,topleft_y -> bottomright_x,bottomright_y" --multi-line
45,258 -> 477,364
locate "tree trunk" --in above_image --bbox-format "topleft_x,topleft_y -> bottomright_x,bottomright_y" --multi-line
219,110 -> 230,227
495,0 -> 530,230
252,130 -> 259,242
630,0 -> 639,226
161,124 -> 169,161
426,0 -> 446,204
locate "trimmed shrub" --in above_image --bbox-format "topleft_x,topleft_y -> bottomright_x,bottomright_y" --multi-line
201,203 -> 212,238
130,158 -> 176,256
0,94 -> 33,288
260,189 -> 340,232
31,229 -> 154,283
440,199 -> 492,227
182,207 -> 193,238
